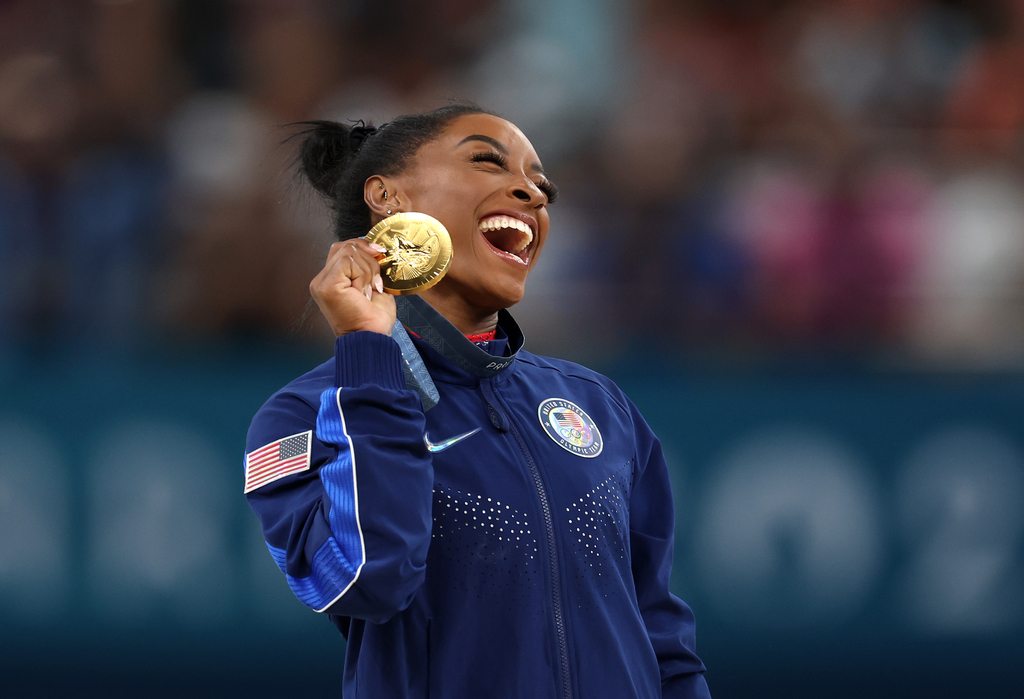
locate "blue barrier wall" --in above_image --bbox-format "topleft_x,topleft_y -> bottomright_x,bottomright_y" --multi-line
1,348 -> 1021,698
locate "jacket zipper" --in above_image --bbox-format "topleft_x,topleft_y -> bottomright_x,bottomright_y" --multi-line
481,380 -> 572,699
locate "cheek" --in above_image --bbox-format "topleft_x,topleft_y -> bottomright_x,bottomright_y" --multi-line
408,177 -> 486,246
410,176 -> 478,232
444,211 -> 483,265
531,219 -> 550,266
409,161 -> 475,204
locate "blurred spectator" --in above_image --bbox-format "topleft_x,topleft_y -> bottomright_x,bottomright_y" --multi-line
944,0 -> 1024,153
0,0 -> 175,346
856,157 -> 934,334
0,0 -> 1021,367
158,1 -> 343,342
793,0 -> 976,127
159,91 -> 311,338
911,167 -> 1024,366
720,155 -> 826,342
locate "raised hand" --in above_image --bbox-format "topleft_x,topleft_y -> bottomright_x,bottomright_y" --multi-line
309,239 -> 396,337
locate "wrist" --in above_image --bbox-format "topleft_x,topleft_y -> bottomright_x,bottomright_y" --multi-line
334,331 -> 405,389
334,322 -> 393,338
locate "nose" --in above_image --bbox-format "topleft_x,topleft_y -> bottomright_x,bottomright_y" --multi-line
508,179 -> 545,208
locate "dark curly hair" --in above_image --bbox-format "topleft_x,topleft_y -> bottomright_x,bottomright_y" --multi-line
296,104 -> 493,241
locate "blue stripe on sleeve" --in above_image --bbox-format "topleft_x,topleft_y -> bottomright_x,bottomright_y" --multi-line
317,388 -> 366,574
261,387 -> 366,613
266,539 -> 360,611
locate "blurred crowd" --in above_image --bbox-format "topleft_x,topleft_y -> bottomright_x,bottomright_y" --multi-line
1,0 -> 1023,368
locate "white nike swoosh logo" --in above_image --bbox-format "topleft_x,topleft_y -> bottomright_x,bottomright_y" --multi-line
424,428 -> 481,453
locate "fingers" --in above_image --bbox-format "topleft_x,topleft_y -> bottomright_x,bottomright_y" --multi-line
342,252 -> 376,301
308,238 -> 397,337
343,239 -> 385,298
364,241 -> 386,294
313,239 -> 385,301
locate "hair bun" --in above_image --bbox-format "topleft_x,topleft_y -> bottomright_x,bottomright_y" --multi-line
297,120 -> 357,198
347,124 -> 378,152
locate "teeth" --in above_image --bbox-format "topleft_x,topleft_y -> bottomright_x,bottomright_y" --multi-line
479,215 -> 533,235
478,215 -> 534,253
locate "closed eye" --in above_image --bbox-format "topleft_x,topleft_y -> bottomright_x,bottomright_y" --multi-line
536,179 -> 558,204
470,151 -> 508,169
471,150 -> 558,204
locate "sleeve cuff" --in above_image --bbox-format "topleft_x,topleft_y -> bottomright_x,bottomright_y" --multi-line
334,331 -> 406,391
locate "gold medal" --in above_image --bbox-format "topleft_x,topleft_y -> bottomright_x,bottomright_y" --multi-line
365,212 -> 452,295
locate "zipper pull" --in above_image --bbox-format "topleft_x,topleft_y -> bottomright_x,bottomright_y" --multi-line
479,380 -> 510,432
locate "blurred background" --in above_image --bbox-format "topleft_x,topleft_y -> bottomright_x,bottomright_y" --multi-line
0,0 -> 1023,696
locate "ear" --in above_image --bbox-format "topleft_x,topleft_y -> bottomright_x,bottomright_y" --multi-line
363,175 -> 402,221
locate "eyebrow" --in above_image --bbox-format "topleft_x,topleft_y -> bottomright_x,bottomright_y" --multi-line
457,134 -> 509,155
457,134 -> 548,175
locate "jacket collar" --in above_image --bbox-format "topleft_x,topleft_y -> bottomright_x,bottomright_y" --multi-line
395,295 -> 524,380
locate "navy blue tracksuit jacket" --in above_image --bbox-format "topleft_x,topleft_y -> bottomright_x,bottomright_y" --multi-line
245,297 -> 710,698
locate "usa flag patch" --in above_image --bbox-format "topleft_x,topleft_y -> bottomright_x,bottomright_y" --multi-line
244,430 -> 313,493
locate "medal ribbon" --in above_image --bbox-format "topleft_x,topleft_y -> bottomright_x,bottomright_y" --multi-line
395,295 -> 525,379
391,319 -> 441,411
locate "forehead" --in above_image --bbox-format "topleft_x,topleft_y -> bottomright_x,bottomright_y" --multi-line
432,113 -> 540,161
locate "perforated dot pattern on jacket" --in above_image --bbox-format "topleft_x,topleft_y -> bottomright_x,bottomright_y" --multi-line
429,482 -> 542,612
565,459 -> 634,610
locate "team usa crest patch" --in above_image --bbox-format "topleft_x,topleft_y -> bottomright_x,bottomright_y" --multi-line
537,398 -> 603,458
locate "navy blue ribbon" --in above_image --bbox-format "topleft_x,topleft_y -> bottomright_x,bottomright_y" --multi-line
391,319 -> 440,411
395,295 -> 524,379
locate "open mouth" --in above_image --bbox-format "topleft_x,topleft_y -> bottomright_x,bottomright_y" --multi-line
478,214 -> 534,266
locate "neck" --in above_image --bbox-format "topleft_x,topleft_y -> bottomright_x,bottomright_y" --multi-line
419,285 -> 500,336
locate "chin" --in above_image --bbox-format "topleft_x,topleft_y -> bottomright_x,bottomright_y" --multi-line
482,286 -> 527,311
467,278 -> 528,312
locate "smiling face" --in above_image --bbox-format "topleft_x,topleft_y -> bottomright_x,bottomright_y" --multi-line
381,113 -> 556,316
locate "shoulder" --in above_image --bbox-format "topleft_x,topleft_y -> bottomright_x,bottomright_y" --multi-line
514,350 -> 631,414
278,356 -> 336,402
246,357 -> 335,453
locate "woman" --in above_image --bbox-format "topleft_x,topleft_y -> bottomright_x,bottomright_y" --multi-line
245,105 -> 710,698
